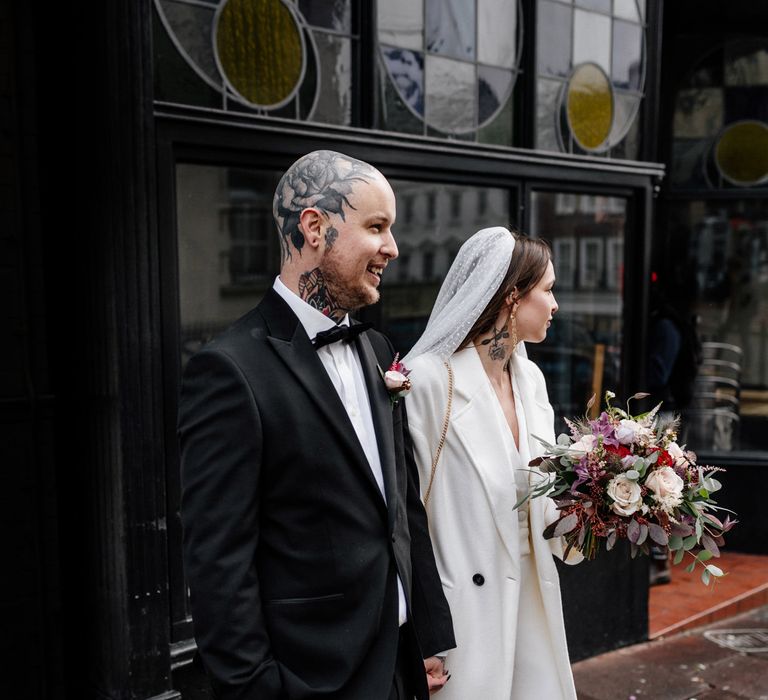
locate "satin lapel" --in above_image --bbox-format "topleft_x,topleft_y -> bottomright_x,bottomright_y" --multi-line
259,292 -> 387,510
355,332 -> 397,531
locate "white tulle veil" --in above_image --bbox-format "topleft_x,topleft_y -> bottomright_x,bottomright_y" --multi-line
404,226 -> 527,364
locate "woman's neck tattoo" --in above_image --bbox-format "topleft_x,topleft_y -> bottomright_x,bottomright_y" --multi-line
298,268 -> 347,323
480,322 -> 510,362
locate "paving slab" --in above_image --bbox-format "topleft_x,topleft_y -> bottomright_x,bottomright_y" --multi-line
574,604 -> 768,700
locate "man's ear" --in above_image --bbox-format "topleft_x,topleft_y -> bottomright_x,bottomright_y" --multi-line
298,208 -> 326,250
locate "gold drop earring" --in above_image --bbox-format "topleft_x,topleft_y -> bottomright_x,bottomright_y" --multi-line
509,302 -> 518,349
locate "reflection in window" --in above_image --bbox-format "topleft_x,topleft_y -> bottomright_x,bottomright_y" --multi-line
176,164 -> 281,365
379,181 -> 511,353
535,0 -> 645,158
666,200 -> 768,452
528,191 -> 627,425
671,39 -> 768,190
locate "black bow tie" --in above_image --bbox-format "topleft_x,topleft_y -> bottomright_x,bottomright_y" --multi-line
312,322 -> 373,349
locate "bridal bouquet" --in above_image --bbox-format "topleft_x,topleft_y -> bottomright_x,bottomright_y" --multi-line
524,391 -> 736,585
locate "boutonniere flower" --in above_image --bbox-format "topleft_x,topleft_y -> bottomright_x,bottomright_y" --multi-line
380,353 -> 412,406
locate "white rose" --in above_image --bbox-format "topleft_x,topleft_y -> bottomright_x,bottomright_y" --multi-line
616,419 -> 654,445
666,442 -> 688,467
644,466 -> 684,512
569,434 -> 597,456
607,474 -> 643,516
384,370 -> 411,395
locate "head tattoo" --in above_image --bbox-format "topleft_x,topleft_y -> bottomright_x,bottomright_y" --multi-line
273,150 -> 375,261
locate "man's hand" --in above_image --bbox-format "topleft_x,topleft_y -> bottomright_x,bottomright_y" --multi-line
424,656 -> 450,694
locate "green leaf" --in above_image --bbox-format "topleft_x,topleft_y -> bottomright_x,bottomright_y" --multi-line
673,548 -> 685,565
698,488 -> 709,499
701,569 -> 711,585
685,561 -> 696,573
697,550 -> 714,562
668,535 -> 683,551
695,518 -> 703,539
625,469 -> 640,480
705,564 -> 724,577
683,535 -> 698,551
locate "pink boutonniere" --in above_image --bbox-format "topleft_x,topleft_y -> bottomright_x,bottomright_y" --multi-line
381,354 -> 412,406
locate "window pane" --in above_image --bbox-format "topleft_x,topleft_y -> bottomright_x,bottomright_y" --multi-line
378,0 -> 424,51
312,34 -> 352,125
528,191 -> 627,424
670,200 -> 768,452
298,0 -> 351,32
176,165 -> 281,365
612,19 -> 643,90
425,55 -> 476,132
478,0 -> 518,68
426,0 -> 476,61
613,0 -> 641,22
575,0 -> 611,12
381,46 -> 425,117
379,182 -> 512,353
536,78 -> 564,152
573,10 -> 611,75
537,0 -> 573,78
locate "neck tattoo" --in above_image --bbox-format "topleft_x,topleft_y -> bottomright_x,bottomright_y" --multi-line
298,268 -> 347,323
481,322 -> 510,362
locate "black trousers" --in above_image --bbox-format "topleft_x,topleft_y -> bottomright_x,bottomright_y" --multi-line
389,624 -> 417,700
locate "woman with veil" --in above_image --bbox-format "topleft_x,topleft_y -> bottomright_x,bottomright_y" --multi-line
404,227 -> 582,699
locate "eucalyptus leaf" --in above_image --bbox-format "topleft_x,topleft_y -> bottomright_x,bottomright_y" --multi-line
701,534 -> 720,557
673,548 -> 685,565
685,561 -> 696,573
668,535 -> 683,551
705,564 -> 724,577
701,569 -> 711,585
554,512 -> 579,537
637,524 -> 649,546
683,535 -> 698,551
648,523 -> 669,545
625,469 -> 640,480
627,519 -> 641,544
557,433 -> 572,446
606,530 -> 617,551
697,550 -> 714,562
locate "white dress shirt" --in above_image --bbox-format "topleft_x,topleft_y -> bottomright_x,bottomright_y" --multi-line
273,277 -> 408,625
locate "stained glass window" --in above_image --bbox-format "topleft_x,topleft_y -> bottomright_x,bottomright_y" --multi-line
671,39 -> 768,190
153,0 -> 357,125
377,0 -> 522,146
535,0 -> 646,158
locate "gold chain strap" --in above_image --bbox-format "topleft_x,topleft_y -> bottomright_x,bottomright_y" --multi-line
423,361 -> 453,508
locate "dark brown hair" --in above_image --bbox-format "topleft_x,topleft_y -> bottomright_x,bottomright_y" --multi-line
459,231 -> 552,349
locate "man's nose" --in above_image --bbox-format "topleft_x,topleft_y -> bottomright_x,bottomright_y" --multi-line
382,230 -> 398,260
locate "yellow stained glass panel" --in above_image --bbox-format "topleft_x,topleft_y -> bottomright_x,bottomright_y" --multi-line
566,63 -> 613,151
216,0 -> 304,107
715,121 -> 768,186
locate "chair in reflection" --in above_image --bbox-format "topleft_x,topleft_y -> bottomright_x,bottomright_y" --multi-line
681,342 -> 743,451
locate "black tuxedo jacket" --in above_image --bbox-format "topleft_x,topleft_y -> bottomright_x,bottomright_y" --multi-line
179,289 -> 455,700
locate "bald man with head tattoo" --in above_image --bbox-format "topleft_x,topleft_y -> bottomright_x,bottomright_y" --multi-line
179,151 -> 455,700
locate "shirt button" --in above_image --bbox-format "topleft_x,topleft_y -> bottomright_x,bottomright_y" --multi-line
472,573 -> 485,586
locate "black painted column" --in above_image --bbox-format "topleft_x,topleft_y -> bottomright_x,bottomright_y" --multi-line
46,2 -> 176,697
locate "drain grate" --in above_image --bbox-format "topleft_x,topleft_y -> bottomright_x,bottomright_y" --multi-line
704,629 -> 768,653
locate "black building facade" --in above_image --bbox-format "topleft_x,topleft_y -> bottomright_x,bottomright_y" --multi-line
3,0 -> 766,697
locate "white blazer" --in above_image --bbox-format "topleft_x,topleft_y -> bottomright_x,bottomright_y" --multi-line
407,347 -> 582,700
